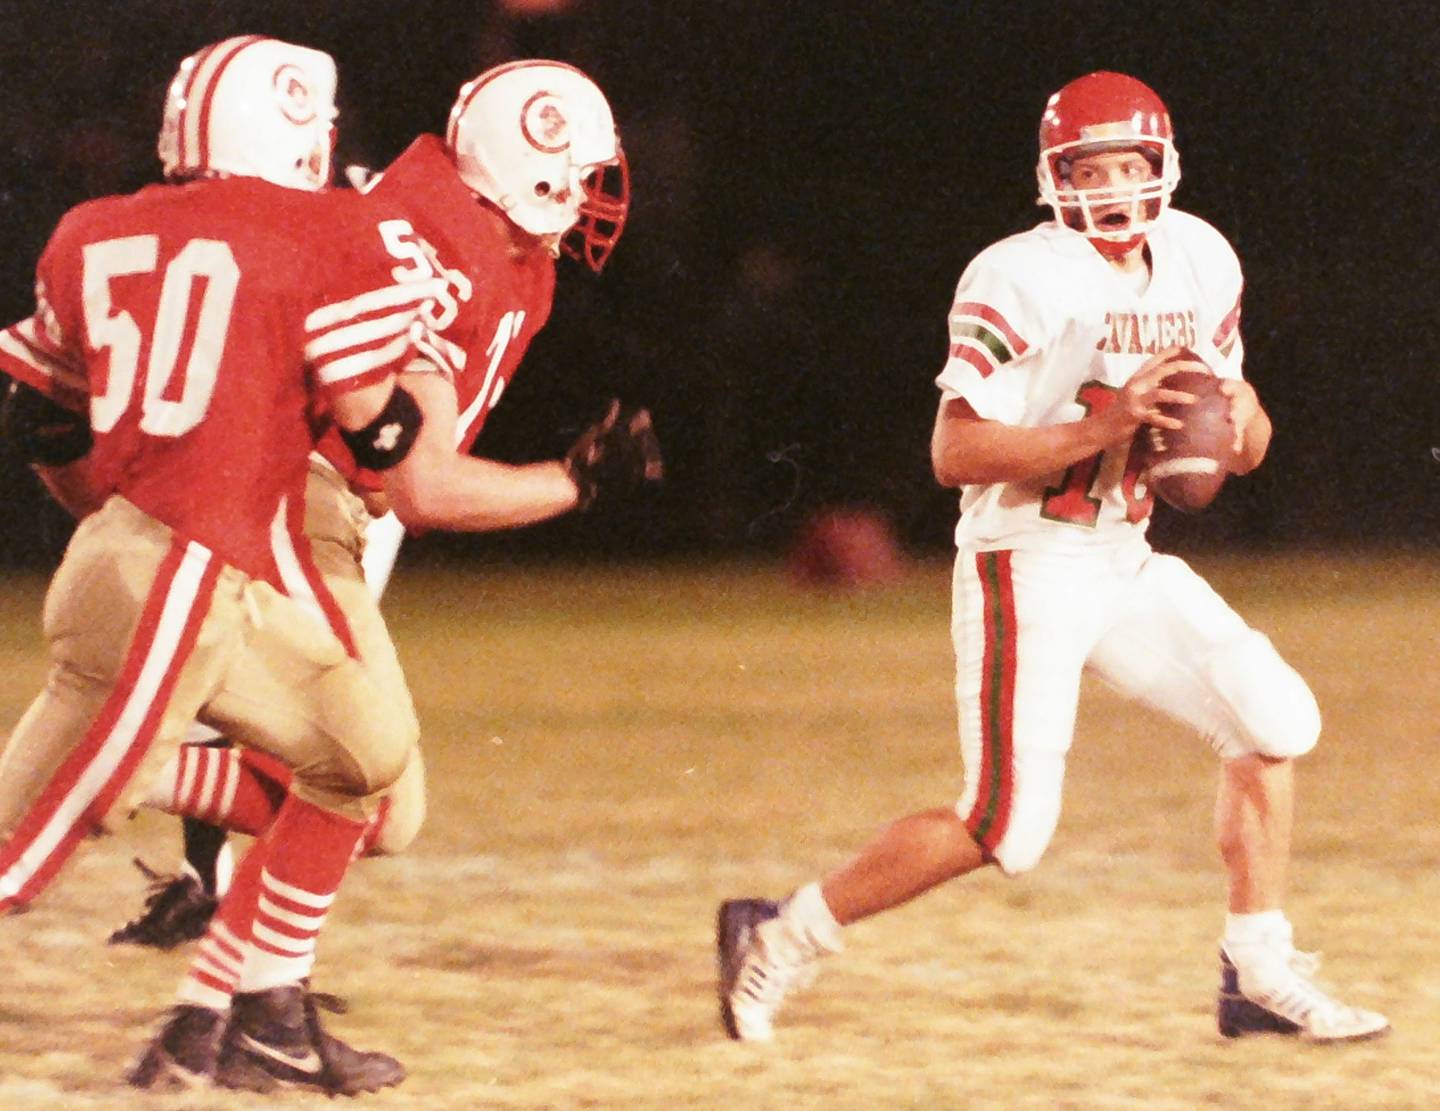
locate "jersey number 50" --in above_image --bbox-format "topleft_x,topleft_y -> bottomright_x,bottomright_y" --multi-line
83,236 -> 239,438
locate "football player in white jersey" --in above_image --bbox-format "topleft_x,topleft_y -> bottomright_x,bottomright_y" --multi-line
717,71 -> 1388,1044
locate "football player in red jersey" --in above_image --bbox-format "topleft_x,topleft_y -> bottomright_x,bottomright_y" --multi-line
94,57 -> 660,1081
0,36 -> 447,1093
714,71 -> 1389,1046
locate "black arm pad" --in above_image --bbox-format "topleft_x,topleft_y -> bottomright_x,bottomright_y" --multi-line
0,379 -> 93,466
338,384 -> 423,471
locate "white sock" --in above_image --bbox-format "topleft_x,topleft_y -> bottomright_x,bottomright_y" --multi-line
1224,910 -> 1292,953
777,882 -> 844,957
213,840 -> 234,898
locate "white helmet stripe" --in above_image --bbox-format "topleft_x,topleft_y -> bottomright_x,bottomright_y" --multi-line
179,35 -> 267,174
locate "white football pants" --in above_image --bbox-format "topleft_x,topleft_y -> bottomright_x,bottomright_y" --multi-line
951,539 -> 1319,876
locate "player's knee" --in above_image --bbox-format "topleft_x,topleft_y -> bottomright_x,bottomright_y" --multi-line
1206,631 -> 1320,759
367,750 -> 425,855
313,664 -> 419,797
990,832 -> 1052,877
964,755 -> 1064,877
348,724 -> 416,797
369,796 -> 423,855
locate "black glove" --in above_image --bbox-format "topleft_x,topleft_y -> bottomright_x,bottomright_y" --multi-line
1,378 -> 93,466
563,400 -> 664,511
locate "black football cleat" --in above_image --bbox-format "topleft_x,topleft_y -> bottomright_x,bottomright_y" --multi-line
108,859 -> 218,949
127,1005 -> 226,1090
218,984 -> 405,1095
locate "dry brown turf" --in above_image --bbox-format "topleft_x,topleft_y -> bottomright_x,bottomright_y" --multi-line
0,552 -> 1436,1110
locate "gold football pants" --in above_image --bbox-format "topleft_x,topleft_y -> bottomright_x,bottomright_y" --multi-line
0,494 -> 418,911
202,459 -> 425,855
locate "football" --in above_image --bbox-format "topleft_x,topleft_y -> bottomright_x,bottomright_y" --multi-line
1141,365 -> 1235,513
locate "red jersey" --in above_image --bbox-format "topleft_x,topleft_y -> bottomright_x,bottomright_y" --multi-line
315,135 -> 556,486
0,177 -> 436,582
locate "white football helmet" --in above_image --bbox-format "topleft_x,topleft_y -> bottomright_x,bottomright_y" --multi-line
446,60 -> 629,272
157,35 -> 338,191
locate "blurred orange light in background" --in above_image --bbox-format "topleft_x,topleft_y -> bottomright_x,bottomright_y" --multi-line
499,0 -> 576,14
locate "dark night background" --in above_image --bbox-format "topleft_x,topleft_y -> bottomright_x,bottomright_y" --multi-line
0,0 -> 1434,568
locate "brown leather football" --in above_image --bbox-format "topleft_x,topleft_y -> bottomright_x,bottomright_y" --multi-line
1142,368 -> 1235,513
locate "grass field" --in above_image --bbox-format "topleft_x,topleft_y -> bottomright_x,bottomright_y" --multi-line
0,551 -> 1437,1110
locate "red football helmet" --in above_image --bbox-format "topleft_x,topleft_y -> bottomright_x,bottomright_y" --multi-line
1036,72 -> 1180,256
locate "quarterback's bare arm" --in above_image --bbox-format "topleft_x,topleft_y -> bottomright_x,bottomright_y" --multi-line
932,345 -> 1203,487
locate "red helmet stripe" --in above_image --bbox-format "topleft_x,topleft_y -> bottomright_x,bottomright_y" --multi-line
184,35 -> 268,173
174,41 -> 222,171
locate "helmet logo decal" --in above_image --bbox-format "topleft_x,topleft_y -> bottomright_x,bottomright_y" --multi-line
520,91 -> 570,154
273,64 -> 316,125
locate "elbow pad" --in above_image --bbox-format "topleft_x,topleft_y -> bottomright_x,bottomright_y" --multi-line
0,380 -> 93,466
338,385 -> 423,471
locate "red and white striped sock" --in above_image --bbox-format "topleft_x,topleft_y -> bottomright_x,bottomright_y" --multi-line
175,837 -> 267,1011
143,742 -> 293,835
238,796 -> 365,993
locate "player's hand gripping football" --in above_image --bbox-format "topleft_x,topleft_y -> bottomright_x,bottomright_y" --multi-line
563,399 -> 664,511
1102,345 -> 1204,445
1217,378 -> 1259,456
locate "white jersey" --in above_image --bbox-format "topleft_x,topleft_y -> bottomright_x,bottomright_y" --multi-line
935,208 -> 1245,551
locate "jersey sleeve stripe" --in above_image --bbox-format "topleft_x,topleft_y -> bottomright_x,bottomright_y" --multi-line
1211,291 -> 1242,353
304,308 -> 423,361
312,331 -> 416,388
304,280 -> 440,334
0,321 -> 87,394
15,315 -> 74,365
950,321 -> 1017,366
947,340 -> 1001,380
952,302 -> 1029,356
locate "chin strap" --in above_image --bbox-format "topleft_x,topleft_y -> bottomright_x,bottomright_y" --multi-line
1089,233 -> 1145,261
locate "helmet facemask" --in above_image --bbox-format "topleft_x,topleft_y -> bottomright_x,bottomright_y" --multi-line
1039,139 -> 1179,250
561,154 -> 629,272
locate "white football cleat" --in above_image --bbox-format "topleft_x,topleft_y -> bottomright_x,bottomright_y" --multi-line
717,899 -> 819,1041
1218,945 -> 1390,1043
